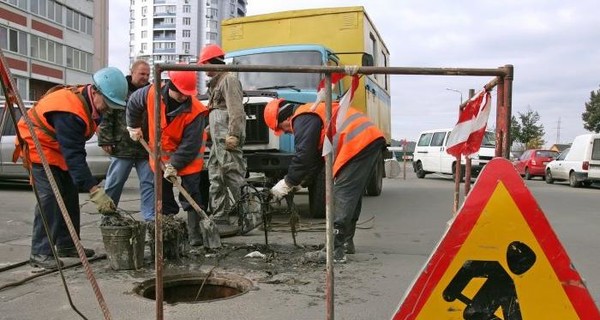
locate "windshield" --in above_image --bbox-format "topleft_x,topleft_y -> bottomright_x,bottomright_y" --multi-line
232,51 -> 323,91
481,131 -> 496,147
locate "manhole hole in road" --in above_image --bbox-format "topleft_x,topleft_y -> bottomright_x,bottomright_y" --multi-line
133,272 -> 253,303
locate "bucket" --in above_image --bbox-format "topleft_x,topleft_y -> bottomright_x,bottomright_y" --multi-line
100,222 -> 146,270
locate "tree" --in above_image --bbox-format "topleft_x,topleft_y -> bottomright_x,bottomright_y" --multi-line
511,107 -> 545,150
582,86 -> 600,133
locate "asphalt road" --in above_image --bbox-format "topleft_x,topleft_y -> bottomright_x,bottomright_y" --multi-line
0,165 -> 598,319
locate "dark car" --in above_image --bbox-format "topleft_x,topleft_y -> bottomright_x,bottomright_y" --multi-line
513,149 -> 559,180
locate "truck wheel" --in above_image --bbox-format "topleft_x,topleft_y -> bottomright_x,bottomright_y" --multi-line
307,167 -> 326,219
365,152 -> 384,196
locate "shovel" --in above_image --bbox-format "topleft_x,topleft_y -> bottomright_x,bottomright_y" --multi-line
139,138 -> 221,249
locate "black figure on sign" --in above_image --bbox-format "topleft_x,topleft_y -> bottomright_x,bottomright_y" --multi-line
442,241 -> 536,320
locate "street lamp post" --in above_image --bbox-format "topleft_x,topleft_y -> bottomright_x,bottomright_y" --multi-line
446,88 -> 463,105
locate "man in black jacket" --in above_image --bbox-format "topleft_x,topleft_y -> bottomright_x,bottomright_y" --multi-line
97,60 -> 154,221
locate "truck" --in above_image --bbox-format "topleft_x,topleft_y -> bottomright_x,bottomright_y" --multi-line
218,6 -> 392,217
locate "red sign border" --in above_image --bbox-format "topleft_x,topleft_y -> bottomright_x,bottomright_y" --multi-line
393,158 -> 599,319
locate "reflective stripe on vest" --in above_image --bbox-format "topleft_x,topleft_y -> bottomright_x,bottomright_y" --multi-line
146,84 -> 208,176
15,86 -> 95,171
292,102 -> 384,176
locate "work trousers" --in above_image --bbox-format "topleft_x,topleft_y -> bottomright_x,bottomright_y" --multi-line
162,172 -> 205,215
333,142 -> 383,250
207,109 -> 247,223
30,164 -> 81,256
104,156 -> 155,221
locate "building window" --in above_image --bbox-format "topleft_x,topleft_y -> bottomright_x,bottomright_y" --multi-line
0,27 -> 27,55
141,6 -> 147,16
183,17 -> 191,25
141,31 -> 147,38
206,32 -> 217,41
183,5 -> 191,13
182,30 -> 190,37
206,20 -> 217,29
141,18 -> 147,26
182,42 -> 190,51
141,43 -> 147,51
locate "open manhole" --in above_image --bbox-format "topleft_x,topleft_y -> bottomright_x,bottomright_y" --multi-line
133,272 -> 253,303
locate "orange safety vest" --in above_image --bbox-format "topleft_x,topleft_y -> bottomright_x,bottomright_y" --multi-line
291,102 -> 384,176
146,84 -> 208,176
15,86 -> 95,171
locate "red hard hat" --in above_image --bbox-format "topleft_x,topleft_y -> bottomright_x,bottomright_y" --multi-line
199,44 -> 226,64
168,70 -> 197,96
264,98 -> 294,136
264,99 -> 285,136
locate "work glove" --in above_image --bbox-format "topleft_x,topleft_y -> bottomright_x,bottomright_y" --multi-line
163,163 -> 179,182
89,187 -> 117,215
127,126 -> 143,141
225,135 -> 239,150
271,178 -> 294,200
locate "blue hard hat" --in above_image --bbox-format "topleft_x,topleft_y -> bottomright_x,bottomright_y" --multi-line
92,67 -> 127,109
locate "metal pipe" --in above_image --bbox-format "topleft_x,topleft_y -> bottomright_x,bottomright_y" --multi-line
152,66 -> 164,320
502,65 -> 514,159
324,74 -> 335,320
152,63 -> 507,77
464,88 -> 476,195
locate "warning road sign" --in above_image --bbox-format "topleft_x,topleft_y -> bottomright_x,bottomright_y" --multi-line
392,158 -> 599,319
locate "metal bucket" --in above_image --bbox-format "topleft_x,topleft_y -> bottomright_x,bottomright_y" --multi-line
100,222 -> 146,270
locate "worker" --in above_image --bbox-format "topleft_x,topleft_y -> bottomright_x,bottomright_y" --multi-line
15,67 -> 128,270
98,60 -> 154,222
198,44 -> 246,236
126,70 -> 209,246
264,99 -> 386,263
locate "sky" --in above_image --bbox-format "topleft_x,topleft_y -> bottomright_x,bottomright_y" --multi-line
108,0 -> 600,147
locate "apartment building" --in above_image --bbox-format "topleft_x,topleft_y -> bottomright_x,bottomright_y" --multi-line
0,0 -> 107,101
129,0 -> 247,92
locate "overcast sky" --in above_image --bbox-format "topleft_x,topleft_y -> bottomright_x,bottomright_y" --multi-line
109,0 -> 600,146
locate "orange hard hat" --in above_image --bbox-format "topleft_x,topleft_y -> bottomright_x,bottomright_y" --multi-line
199,44 -> 226,64
168,70 -> 197,96
264,99 -> 285,136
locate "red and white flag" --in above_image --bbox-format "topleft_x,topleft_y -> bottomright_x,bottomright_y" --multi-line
446,89 -> 492,157
317,74 -> 360,156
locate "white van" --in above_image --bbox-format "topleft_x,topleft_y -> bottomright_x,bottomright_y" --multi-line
412,128 -> 496,179
544,133 -> 600,187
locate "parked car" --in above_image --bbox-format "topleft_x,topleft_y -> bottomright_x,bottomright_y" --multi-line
545,133 -> 600,187
412,128 -> 495,180
513,149 -> 558,180
0,104 -> 110,181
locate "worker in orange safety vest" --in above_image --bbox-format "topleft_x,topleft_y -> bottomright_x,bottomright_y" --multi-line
126,70 -> 209,246
14,67 -> 128,270
264,99 -> 386,263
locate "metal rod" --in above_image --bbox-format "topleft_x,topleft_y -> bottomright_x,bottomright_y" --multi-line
464,89 -> 476,195
152,66 -> 164,320
502,65 -> 514,159
152,63 -> 508,77
453,157 -> 461,214
324,74 -> 335,320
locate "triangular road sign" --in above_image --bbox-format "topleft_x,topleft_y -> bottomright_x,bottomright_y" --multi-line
392,158 -> 600,319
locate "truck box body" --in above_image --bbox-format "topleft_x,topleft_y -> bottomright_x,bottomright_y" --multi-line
222,6 -> 392,143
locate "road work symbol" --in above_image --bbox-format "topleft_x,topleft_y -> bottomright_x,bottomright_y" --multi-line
392,158 -> 600,320
442,241 -> 536,320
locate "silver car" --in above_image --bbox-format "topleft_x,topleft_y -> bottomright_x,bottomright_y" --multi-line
0,104 -> 109,180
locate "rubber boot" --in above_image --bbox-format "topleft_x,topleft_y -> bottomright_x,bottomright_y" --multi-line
187,211 -> 203,246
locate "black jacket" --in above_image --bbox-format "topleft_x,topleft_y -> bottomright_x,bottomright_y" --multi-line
97,75 -> 149,159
